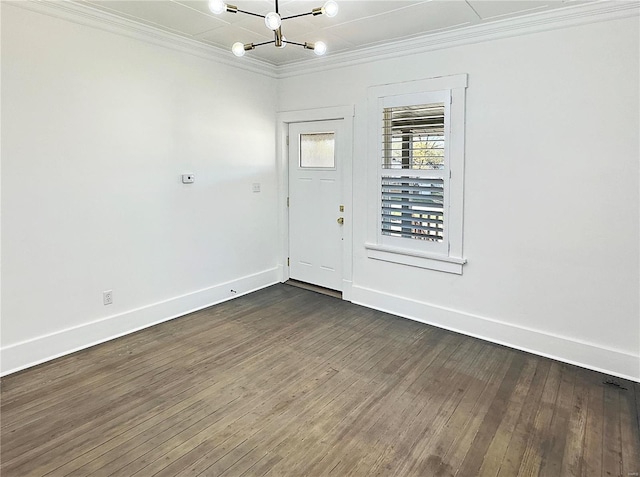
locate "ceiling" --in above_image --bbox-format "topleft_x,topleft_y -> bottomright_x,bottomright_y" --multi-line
76,0 -> 592,65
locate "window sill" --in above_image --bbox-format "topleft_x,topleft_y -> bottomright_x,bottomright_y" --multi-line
364,243 -> 466,275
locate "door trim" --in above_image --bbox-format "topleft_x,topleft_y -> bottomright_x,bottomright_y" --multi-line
276,105 -> 355,301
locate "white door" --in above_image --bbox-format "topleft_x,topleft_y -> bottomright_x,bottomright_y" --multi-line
288,120 -> 344,291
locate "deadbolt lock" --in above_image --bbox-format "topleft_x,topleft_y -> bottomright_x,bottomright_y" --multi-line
337,217 -> 344,225
339,205 -> 344,212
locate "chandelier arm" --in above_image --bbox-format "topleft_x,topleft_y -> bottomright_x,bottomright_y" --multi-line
281,11 -> 315,21
253,40 -> 276,47
236,9 -> 266,18
284,40 -> 306,47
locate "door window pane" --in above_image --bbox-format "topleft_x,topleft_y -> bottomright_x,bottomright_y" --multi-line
300,132 -> 335,168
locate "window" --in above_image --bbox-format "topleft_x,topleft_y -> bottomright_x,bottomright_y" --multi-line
366,75 -> 467,274
300,132 -> 335,168
381,99 -> 448,254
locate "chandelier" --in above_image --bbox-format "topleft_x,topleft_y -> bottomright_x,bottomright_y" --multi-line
208,0 -> 338,57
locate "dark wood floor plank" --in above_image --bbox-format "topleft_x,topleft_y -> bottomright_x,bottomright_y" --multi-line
602,384 -> 623,477
47,349 -> 305,476
8,342 -> 288,475
430,348 -> 518,472
1,288 -> 307,432
365,342 -> 506,477
134,363 -> 357,476
59,316 -> 349,475
291,335 -> 469,476
1,285 -> 294,405
516,360 -> 563,475
1,319 -> 246,433
473,356 -> 538,477
1,284 -> 638,477
621,384 -> 640,477
118,306 -> 384,476
582,370 -> 605,477
495,359 -> 552,477
314,337 -> 474,476
255,331 -> 460,477
164,313 -> 412,476
559,367 -> 591,477
536,363 -> 577,477
386,342 -> 501,477
4,297 -> 328,474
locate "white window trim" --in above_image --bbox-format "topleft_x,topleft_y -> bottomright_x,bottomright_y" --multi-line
365,74 -> 468,274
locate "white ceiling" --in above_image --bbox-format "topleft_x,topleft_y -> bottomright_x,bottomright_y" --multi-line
77,0 -> 592,65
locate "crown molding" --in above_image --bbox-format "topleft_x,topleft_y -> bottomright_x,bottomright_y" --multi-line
5,0 -> 279,79
276,1 -> 640,78
6,1 -> 638,81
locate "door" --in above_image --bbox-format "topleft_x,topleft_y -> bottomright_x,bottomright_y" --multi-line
288,119 -> 344,291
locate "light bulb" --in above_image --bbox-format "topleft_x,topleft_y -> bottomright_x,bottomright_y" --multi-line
277,36 -> 287,49
208,0 -> 226,14
232,42 -> 246,57
314,41 -> 327,55
264,12 -> 282,30
322,0 -> 338,17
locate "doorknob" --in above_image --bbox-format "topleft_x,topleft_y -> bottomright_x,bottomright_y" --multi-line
337,217 -> 344,225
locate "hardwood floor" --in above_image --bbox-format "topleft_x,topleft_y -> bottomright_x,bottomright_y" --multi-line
1,284 -> 639,476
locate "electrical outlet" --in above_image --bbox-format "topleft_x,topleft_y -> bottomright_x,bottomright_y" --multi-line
103,290 -> 113,305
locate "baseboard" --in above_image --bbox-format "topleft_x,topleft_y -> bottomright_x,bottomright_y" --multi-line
351,285 -> 640,383
0,268 -> 280,376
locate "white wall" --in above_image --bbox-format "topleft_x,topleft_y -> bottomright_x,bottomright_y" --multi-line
1,3 -> 280,374
2,3 -> 638,381
278,17 -> 640,380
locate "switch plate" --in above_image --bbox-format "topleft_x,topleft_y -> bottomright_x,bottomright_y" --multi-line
182,174 -> 195,184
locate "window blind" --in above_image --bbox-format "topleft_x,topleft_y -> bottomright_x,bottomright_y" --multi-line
381,102 -> 446,243
381,176 -> 444,241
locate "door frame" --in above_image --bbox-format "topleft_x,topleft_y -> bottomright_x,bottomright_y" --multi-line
277,105 -> 354,300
